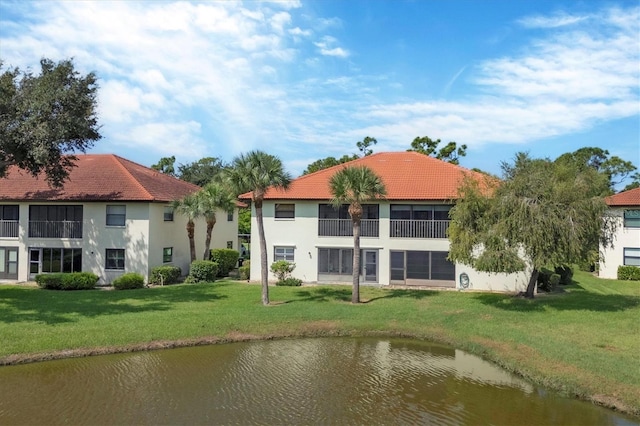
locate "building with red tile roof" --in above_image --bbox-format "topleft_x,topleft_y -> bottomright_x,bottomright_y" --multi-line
0,154 -> 239,284
600,187 -> 640,279
245,151 -> 528,292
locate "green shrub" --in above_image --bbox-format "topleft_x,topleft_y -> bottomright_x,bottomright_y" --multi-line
554,265 -> 573,285
186,260 -> 219,283
35,272 -> 99,290
210,249 -> 240,277
617,265 -> 640,281
537,268 -> 557,292
112,273 -> 145,290
238,261 -> 250,281
149,265 -> 182,285
276,277 -> 302,286
270,260 -> 295,281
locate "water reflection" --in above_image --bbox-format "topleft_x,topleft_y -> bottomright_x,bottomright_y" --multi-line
0,338 -> 635,425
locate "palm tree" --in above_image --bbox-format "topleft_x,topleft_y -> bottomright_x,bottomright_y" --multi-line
224,151 -> 292,305
197,182 -> 236,260
329,166 -> 386,303
172,192 -> 201,263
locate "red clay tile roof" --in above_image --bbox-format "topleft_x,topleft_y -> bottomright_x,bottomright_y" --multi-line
244,151 -> 493,201
605,187 -> 640,206
0,154 -> 201,202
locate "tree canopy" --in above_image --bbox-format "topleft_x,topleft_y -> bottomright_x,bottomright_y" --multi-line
0,58 -> 101,187
408,136 -> 467,165
302,154 -> 359,175
554,147 -> 637,193
151,156 -> 176,176
152,156 -> 226,186
356,136 -> 377,156
448,152 -> 616,298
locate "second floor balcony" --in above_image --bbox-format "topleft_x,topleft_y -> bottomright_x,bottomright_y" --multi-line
0,220 -> 19,238
390,219 -> 450,239
28,220 -> 83,239
318,219 -> 379,237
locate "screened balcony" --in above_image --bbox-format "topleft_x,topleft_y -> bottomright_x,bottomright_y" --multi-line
0,220 -> 19,238
318,219 -> 379,237
28,220 -> 83,239
390,219 -> 450,239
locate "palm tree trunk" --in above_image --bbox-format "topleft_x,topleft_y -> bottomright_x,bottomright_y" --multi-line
352,219 -> 361,304
203,217 -> 216,260
187,220 -> 196,262
255,201 -> 269,305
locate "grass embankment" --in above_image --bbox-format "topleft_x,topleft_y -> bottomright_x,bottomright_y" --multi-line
0,270 -> 638,416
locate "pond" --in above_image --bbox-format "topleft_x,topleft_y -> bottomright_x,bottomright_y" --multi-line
0,337 -> 636,425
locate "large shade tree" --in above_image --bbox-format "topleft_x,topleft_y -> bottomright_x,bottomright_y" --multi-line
329,166 -> 386,303
448,152 -> 616,298
0,58 -> 101,187
224,151 -> 291,305
197,182 -> 236,260
172,192 -> 201,263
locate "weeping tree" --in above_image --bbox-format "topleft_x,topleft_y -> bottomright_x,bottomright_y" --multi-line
448,152 -> 616,298
197,182 -> 236,260
329,166 -> 386,303
224,151 -> 291,306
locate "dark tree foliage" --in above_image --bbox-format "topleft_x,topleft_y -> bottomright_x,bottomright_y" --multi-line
177,156 -> 226,186
554,147 -> 637,193
356,136 -> 377,156
408,136 -> 467,165
302,154 -> 359,175
0,58 -> 101,187
448,152 -> 616,298
151,156 -> 176,176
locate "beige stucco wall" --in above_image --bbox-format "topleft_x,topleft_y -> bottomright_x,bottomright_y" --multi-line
599,209 -> 640,279
249,200 -> 528,293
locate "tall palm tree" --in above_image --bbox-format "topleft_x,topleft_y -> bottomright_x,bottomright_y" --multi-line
172,192 -> 201,263
197,182 -> 236,260
224,151 -> 292,305
329,166 -> 386,303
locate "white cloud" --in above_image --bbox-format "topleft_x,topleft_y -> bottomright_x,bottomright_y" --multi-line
314,35 -> 350,57
517,13 -> 588,28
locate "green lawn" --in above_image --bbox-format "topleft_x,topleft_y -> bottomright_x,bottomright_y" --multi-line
0,270 -> 638,416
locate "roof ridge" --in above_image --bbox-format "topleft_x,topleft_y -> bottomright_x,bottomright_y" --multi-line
110,154 -> 157,201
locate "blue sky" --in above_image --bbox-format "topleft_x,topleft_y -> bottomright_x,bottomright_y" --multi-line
1,0 -> 638,186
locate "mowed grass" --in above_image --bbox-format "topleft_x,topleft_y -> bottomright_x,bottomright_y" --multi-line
0,270 -> 638,416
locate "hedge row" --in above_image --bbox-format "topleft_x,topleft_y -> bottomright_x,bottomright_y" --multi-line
35,272 -> 99,290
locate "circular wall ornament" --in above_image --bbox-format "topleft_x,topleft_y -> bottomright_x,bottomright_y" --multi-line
459,272 -> 470,289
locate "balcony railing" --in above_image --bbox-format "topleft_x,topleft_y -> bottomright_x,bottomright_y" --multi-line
28,221 -> 83,239
0,220 -> 19,238
318,219 -> 379,237
390,219 -> 450,239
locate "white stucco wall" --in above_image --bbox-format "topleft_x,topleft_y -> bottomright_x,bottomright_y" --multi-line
249,200 -> 528,293
0,201 -> 239,284
599,209 -> 640,279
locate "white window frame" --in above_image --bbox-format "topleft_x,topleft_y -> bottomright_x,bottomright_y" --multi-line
106,205 -> 126,227
624,210 -> 640,228
274,246 -> 295,262
275,203 -> 295,219
164,206 -> 174,222
105,248 -> 125,270
623,248 -> 640,266
163,247 -> 173,263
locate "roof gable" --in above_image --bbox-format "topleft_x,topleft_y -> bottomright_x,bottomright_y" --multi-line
252,151 -> 493,201
605,187 -> 640,207
0,154 -> 201,202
